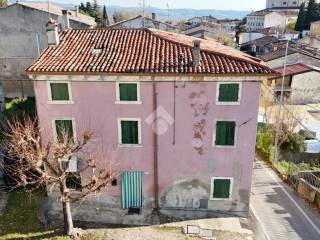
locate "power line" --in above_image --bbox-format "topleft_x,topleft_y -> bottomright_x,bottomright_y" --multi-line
261,82 -> 320,144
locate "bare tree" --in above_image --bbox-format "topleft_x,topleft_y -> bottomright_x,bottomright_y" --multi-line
1,116 -> 115,236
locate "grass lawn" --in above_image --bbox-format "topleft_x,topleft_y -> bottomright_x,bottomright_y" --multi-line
0,189 -> 68,240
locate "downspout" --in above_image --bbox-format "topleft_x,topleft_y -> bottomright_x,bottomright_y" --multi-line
152,76 -> 159,210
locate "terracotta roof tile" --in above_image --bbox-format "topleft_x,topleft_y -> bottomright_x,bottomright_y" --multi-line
26,28 -> 273,75
273,63 -> 320,76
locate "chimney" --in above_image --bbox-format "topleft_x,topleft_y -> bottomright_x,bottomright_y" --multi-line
75,6 -> 79,17
61,9 -> 70,30
193,40 -> 201,67
152,13 -> 156,20
46,19 -> 60,46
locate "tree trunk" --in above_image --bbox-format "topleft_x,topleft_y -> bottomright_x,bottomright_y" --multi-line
60,183 -> 74,236
62,200 -> 74,235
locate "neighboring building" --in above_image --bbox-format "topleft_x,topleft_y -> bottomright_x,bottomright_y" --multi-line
268,63 -> 320,104
310,20 -> 320,37
183,23 -> 223,39
266,0 -> 318,10
260,44 -> 320,68
246,10 -> 286,31
187,16 -> 218,26
26,21 -> 272,224
240,36 -> 279,56
0,2 -> 95,98
109,14 -> 181,33
239,27 -> 299,45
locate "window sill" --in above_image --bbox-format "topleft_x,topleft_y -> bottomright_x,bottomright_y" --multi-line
118,144 -> 143,148
215,101 -> 240,106
213,144 -> 236,149
209,197 -> 232,201
115,101 -> 142,105
48,100 -> 75,105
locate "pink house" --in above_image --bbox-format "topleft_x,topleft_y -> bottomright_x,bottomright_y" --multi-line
26,21 -> 273,224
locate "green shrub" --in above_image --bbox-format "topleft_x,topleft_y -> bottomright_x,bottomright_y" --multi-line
280,132 -> 306,154
4,97 -> 36,120
256,130 -> 274,160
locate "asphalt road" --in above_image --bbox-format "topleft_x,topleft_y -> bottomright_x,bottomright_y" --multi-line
250,159 -> 320,240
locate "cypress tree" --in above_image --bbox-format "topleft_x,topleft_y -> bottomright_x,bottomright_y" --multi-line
85,1 -> 92,15
305,0 -> 320,30
295,3 -> 306,31
103,5 -> 109,26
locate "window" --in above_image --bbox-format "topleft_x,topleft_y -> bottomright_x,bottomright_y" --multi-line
48,82 -> 73,104
214,120 -> 236,146
118,118 -> 141,146
211,177 -> 233,199
66,173 -> 82,190
217,83 -> 241,104
54,119 -> 75,143
116,82 -> 141,104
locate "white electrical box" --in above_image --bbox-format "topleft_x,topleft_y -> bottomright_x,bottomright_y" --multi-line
62,156 -> 78,172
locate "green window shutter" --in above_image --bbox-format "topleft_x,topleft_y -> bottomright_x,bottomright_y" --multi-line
55,120 -> 74,143
218,84 -> 239,102
119,84 -> 138,101
50,83 -> 70,101
121,121 -> 139,144
215,121 -> 236,146
213,179 -> 231,198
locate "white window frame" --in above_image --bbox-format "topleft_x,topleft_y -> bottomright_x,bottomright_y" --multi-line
117,118 -> 142,147
115,82 -> 142,104
210,177 -> 233,200
216,82 -> 242,105
47,81 -> 74,104
52,117 -> 77,142
212,119 -> 238,148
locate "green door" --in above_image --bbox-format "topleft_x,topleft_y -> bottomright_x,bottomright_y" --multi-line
121,171 -> 143,209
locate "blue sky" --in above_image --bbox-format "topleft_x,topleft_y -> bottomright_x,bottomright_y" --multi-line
52,0 -> 266,11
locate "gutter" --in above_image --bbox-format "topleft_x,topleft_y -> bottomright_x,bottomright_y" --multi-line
152,76 -> 159,210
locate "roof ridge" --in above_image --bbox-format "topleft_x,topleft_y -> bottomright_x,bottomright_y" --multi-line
147,28 -> 267,68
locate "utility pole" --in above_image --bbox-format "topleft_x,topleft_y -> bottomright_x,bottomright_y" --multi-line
142,0 -> 145,28
273,40 -> 289,164
166,3 -> 170,23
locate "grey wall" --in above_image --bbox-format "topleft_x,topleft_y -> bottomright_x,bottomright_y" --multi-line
266,53 -> 320,69
0,4 -> 91,98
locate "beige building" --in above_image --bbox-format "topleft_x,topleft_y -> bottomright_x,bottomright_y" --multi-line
266,0 -> 310,9
268,63 -> 320,104
310,20 -> 320,37
246,10 -> 286,31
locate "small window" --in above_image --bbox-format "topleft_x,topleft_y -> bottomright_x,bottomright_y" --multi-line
119,119 -> 141,145
217,83 -> 240,103
211,178 -> 232,199
50,83 -> 70,101
66,173 -> 82,190
116,82 -> 141,103
54,119 -> 74,143
215,121 -> 236,146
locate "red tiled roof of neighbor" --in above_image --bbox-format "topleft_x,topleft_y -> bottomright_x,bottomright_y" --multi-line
26,28 -> 273,75
273,63 -> 320,76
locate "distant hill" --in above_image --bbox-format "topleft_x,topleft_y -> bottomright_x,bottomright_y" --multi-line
8,1 -> 249,21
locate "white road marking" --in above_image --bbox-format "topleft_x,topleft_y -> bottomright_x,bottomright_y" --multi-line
259,160 -> 320,236
250,205 -> 272,240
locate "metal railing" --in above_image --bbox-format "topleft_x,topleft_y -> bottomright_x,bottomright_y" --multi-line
298,171 -> 320,190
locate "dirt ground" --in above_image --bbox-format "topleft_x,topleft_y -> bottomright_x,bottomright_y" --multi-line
80,225 -> 252,240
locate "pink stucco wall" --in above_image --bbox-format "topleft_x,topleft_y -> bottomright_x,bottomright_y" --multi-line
34,78 -> 261,213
